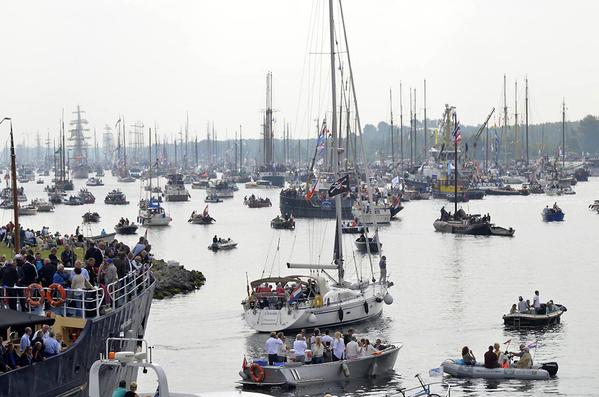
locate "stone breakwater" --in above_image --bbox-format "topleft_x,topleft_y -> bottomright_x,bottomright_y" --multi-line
152,259 -> 206,299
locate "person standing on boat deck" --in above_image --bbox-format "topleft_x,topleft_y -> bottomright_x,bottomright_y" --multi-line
379,256 -> 387,285
276,332 -> 287,362
517,296 -> 528,312
321,330 -> 334,362
345,337 -> 360,359
20,327 -> 32,352
484,346 -> 500,368
293,334 -> 307,363
533,290 -> 541,314
311,336 -> 324,364
332,332 -> 345,361
343,329 -> 354,346
265,332 -> 283,365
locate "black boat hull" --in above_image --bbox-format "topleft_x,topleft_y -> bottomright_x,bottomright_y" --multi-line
279,193 -> 353,219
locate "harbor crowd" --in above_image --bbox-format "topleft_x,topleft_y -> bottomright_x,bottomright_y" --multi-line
264,328 -> 388,365
0,324 -> 64,372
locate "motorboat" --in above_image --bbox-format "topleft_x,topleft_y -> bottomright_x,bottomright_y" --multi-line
245,179 -> 274,189
86,177 -> 104,186
192,179 -> 210,189
441,360 -> 558,380
244,196 -> 272,208
138,198 -> 172,226
19,204 -> 38,216
270,215 -> 295,230
63,195 -> 84,206
341,221 -> 367,234
189,213 -> 216,224
239,344 -> 401,389
489,225 -> 515,237
78,188 -> 96,204
83,211 -> 101,223
355,232 -> 382,252
434,209 -> 514,236
207,179 -> 235,198
205,194 -> 223,203
115,222 -> 138,234
105,189 -> 129,205
352,202 -> 392,224
503,303 -> 567,327
165,173 -> 191,201
589,200 -> 599,212
87,232 -> 117,242
542,206 -> 564,222
32,199 -> 55,212
209,239 -> 238,251
36,178 -> 44,184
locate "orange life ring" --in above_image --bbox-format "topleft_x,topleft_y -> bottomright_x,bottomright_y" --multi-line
249,363 -> 265,383
25,283 -> 45,308
46,283 -> 67,308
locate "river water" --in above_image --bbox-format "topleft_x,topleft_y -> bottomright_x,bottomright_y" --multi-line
8,175 -> 599,396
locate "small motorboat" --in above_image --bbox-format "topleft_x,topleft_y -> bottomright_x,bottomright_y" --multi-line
341,221 -> 367,234
114,223 -> 138,234
36,178 -> 44,184
355,233 -> 381,252
489,225 -> 515,237
270,215 -> 295,230
244,195 -> 272,208
542,206 -> 564,222
32,199 -> 54,212
63,195 -> 84,206
78,188 -> 96,204
245,179 -> 274,189
503,303 -> 567,327
238,344 -> 401,389
87,232 -> 117,242
19,204 -> 38,216
208,239 -> 238,251
188,213 -> 216,224
105,189 -> 129,205
441,359 -> 558,380
192,179 -> 210,189
86,177 -> 104,186
82,211 -> 101,223
204,194 -> 223,203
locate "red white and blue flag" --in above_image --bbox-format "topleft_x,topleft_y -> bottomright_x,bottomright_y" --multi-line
452,113 -> 462,145
288,285 -> 302,303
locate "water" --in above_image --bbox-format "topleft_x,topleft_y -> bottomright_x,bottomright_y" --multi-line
10,176 -> 599,396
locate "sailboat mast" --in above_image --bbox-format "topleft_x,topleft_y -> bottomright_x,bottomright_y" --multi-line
562,99 -> 566,168
148,128 -> 152,193
525,77 -> 529,165
123,116 -> 127,172
399,82 -> 403,174
503,74 -> 508,166
328,0 -> 343,284
423,79 -> 427,158
390,88 -> 394,168
9,122 -> 20,253
453,112 -> 458,215
409,88 -> 413,168
514,81 -> 519,162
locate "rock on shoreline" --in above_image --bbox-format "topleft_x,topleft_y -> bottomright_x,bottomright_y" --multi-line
152,259 -> 206,299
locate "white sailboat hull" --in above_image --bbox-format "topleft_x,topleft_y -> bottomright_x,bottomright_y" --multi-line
244,290 -> 386,333
351,207 -> 391,224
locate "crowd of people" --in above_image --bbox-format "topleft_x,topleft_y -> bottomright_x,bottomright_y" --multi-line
0,234 -> 154,313
264,328 -> 389,365
0,324 -> 65,373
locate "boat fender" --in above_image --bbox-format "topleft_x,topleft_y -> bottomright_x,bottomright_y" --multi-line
26,283 -> 45,308
383,293 -> 394,305
364,301 -> 369,314
46,283 -> 67,307
308,313 -> 317,323
375,296 -> 383,303
341,362 -> 350,377
338,307 -> 344,322
249,363 -> 265,383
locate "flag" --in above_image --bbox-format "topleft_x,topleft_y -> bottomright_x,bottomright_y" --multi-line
452,113 -> 462,145
328,175 -> 350,197
305,177 -> 319,200
242,356 -> 248,371
391,176 -> 400,186
288,285 -> 302,303
203,205 -> 208,217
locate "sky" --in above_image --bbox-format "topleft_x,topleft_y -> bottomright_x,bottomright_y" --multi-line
1,0 -> 598,144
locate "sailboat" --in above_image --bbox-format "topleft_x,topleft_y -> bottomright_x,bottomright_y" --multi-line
432,106 -> 514,237
242,0 -> 393,333
117,116 -> 135,183
138,128 -> 172,227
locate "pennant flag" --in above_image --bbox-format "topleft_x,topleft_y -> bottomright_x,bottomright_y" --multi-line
203,205 -> 208,217
328,175 -> 350,197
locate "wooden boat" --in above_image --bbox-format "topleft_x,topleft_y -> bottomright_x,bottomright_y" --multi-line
87,232 -> 117,242
114,223 -> 138,234
270,216 -> 295,230
489,225 -> 515,237
503,304 -> 567,327
441,360 -> 557,380
82,212 -> 101,223
542,207 -> 564,222
208,240 -> 237,251
239,345 -> 401,389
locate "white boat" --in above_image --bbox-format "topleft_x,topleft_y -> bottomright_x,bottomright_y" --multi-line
208,239 -> 237,251
351,201 -> 392,224
165,174 -> 191,201
207,179 -> 235,198
245,178 -> 274,189
86,176 -> 104,186
239,344 -> 401,388
441,360 -> 557,380
139,204 -> 172,226
19,204 -> 38,216
32,199 -> 55,212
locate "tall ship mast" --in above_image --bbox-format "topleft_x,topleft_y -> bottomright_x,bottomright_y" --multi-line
69,105 -> 90,179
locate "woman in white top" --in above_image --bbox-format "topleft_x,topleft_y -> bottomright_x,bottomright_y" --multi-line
359,338 -> 377,356
293,334 -> 307,363
332,331 -> 345,361
311,336 -> 324,364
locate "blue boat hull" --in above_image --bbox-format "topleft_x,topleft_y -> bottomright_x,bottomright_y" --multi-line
542,209 -> 565,222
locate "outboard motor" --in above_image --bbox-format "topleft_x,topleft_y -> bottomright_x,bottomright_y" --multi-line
541,362 -> 559,377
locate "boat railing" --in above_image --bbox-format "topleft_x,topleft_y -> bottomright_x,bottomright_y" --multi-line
0,284 -> 105,319
106,265 -> 153,311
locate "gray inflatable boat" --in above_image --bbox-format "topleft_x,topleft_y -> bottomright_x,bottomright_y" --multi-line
441,359 -> 557,380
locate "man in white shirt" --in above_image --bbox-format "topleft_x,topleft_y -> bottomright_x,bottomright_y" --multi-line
345,337 -> 360,359
533,290 -> 541,313
293,334 -> 307,363
265,332 -> 283,365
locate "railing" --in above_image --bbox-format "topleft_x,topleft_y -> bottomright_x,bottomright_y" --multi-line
0,266 -> 153,320
106,265 -> 153,311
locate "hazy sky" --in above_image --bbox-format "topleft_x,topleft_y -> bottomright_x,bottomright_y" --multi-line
1,0 -> 598,143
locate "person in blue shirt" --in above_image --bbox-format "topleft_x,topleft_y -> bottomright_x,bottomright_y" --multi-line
112,380 -> 128,397
43,332 -> 61,357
